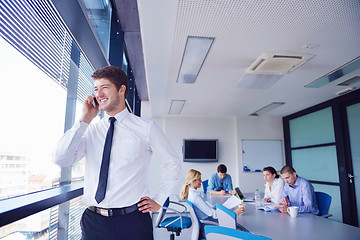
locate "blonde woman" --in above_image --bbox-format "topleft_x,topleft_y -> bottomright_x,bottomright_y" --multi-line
180,169 -> 244,238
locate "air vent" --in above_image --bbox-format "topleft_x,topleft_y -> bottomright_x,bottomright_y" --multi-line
246,52 -> 315,75
338,76 -> 360,86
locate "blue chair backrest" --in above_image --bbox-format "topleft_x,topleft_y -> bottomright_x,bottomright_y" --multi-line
315,191 -> 332,216
186,200 -> 201,224
202,180 -> 209,193
186,199 -> 203,240
162,197 -> 170,213
155,197 -> 170,227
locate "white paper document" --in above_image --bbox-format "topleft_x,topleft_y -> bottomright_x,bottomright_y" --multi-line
222,195 -> 242,209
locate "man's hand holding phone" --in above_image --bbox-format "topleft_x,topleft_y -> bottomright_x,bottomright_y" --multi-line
80,95 -> 99,124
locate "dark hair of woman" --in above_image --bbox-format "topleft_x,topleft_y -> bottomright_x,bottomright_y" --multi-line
262,166 -> 279,178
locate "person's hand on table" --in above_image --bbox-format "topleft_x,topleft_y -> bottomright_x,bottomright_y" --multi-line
276,197 -> 290,213
234,204 -> 245,215
275,205 -> 289,213
280,197 -> 290,206
219,190 -> 227,195
263,198 -> 271,202
228,189 -> 236,195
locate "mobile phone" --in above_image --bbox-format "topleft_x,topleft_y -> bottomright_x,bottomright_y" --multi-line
92,97 -> 98,108
235,187 -> 245,200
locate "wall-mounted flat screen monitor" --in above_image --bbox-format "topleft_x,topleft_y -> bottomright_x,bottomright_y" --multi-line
183,139 -> 218,162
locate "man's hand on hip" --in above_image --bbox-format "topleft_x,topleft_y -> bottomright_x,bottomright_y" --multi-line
138,196 -> 161,213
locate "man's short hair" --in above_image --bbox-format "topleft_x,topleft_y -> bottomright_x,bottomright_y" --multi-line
217,164 -> 227,173
92,65 -> 129,98
280,165 -> 296,175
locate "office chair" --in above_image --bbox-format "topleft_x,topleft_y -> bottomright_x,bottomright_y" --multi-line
315,191 -> 333,218
155,197 -> 192,240
185,199 -> 218,240
202,179 -> 209,194
216,202 -> 249,232
205,226 -> 272,240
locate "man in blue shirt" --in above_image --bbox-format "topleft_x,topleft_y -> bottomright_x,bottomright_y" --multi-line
276,166 -> 319,215
208,164 -> 235,195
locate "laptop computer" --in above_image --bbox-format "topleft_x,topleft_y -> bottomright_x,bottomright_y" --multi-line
235,187 -> 254,202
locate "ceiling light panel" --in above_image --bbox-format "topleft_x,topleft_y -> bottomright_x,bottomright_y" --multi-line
306,56 -> 360,88
176,36 -> 214,84
250,102 -> 285,116
169,100 -> 186,115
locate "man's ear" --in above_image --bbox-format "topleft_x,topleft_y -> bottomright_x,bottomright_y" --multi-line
119,85 -> 126,97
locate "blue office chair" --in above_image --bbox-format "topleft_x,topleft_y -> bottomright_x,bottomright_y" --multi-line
155,197 -> 192,240
216,202 -> 249,232
185,199 -> 218,240
315,191 -> 333,218
205,226 -> 272,240
202,179 -> 209,194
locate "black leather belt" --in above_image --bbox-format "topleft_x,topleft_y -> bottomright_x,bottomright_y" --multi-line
88,204 -> 138,217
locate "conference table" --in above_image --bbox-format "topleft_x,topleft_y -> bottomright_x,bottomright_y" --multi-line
207,194 -> 360,240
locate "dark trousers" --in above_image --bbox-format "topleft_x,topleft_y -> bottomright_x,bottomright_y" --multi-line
80,208 -> 154,240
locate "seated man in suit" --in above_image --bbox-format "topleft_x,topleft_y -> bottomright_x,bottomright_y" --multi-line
276,166 -> 319,215
208,164 -> 235,195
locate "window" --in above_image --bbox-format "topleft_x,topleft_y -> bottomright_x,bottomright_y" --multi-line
0,37 -> 65,199
0,0 -> 95,199
287,107 -> 341,222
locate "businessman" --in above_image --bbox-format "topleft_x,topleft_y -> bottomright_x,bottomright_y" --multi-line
54,66 -> 181,240
276,166 -> 319,215
208,164 -> 235,195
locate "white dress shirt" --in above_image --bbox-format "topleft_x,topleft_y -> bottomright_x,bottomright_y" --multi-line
53,109 -> 180,208
264,177 -> 285,204
188,188 -> 217,220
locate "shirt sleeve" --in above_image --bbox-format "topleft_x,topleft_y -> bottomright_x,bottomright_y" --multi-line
148,122 -> 181,206
193,194 -> 217,219
224,175 -> 233,191
208,174 -> 216,191
298,181 -> 319,214
271,178 -> 285,204
281,184 -> 289,199
53,121 -> 88,167
264,184 -> 270,199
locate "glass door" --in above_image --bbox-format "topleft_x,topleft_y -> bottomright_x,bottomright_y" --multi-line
346,102 -> 360,227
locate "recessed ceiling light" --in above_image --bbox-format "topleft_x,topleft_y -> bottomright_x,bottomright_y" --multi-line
177,36 -> 214,84
305,56 -> 360,88
169,100 -> 186,115
249,102 -> 285,116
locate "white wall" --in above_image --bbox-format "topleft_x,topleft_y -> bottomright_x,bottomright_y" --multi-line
142,101 -> 284,199
163,116 -> 238,196
235,116 -> 285,194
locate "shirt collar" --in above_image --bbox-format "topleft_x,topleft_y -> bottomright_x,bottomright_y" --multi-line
189,187 -> 202,196
290,176 -> 300,188
104,108 -> 129,123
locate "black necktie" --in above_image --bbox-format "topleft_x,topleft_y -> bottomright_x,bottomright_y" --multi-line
95,117 -> 116,203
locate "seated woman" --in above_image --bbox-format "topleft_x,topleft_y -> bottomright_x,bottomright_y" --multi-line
263,166 -> 284,204
180,169 -> 244,239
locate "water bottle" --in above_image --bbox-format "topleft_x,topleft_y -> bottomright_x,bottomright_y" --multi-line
255,189 -> 261,208
206,186 -> 211,200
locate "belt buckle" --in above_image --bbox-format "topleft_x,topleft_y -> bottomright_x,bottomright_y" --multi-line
98,208 -> 110,217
